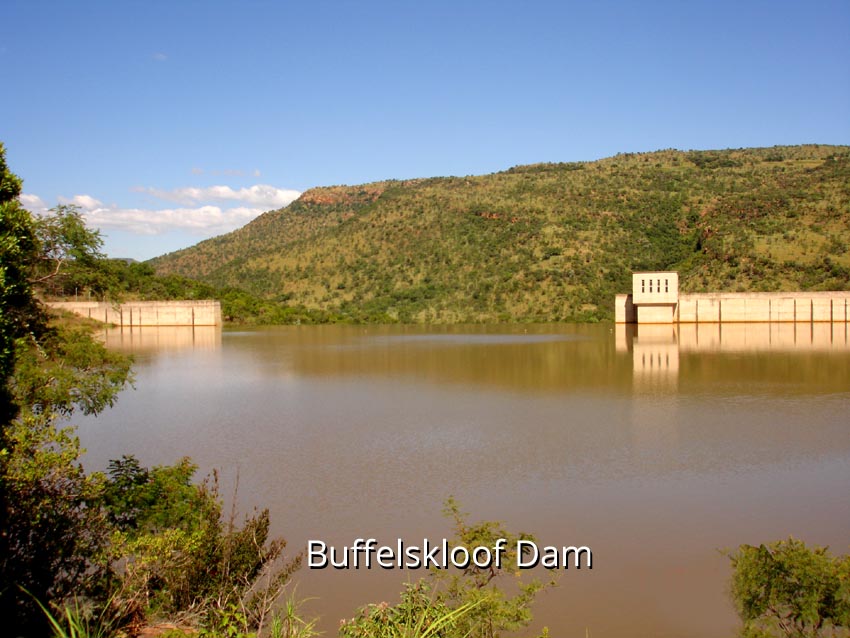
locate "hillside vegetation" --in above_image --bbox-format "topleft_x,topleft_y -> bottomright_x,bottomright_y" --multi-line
151,145 -> 850,323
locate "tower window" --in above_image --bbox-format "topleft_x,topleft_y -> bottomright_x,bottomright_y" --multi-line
665,279 -> 669,293
641,279 -> 645,293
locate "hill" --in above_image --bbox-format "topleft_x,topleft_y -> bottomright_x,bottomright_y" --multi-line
150,145 -> 850,323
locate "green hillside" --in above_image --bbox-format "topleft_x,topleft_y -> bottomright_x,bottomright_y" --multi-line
151,145 -> 850,323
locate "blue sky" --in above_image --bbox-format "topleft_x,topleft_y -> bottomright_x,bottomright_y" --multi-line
2,0 -> 849,260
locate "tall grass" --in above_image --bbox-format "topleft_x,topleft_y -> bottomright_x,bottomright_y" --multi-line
31,594 -> 121,638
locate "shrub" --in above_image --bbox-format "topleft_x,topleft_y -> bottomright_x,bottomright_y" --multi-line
103,460 -> 302,633
729,537 -> 850,638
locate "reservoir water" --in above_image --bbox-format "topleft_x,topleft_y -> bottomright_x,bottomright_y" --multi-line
73,323 -> 850,637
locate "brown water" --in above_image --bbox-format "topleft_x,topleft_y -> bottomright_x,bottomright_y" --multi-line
74,323 -> 850,638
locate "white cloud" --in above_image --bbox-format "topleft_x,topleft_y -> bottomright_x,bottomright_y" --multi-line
142,184 -> 301,209
19,193 -> 47,212
152,52 -> 168,62
81,204 -> 265,236
22,194 -> 273,237
191,167 -> 204,175
19,181 -> 302,240
58,194 -> 103,210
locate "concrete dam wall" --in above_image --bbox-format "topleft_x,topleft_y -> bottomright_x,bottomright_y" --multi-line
676,291 -> 849,323
47,300 -> 222,327
616,272 -> 850,324
616,291 -> 850,324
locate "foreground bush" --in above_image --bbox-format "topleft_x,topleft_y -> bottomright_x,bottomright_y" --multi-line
102,457 -> 302,633
340,499 -> 554,638
729,537 -> 850,638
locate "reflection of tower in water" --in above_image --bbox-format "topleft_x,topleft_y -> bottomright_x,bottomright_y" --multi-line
615,323 -> 680,391
615,323 -> 681,460
615,319 -> 850,465
632,324 -> 680,392
616,321 -> 850,370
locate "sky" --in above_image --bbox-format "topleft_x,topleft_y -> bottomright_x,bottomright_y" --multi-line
2,0 -> 849,260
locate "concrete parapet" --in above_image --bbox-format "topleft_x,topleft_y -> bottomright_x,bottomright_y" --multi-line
773,298 -> 796,322
47,300 -> 222,326
692,297 -> 721,323
675,292 -> 849,324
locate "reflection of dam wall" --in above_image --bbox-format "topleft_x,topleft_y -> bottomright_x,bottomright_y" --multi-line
99,326 -> 221,353
677,321 -> 850,352
48,300 -> 221,326
616,322 -> 850,354
616,320 -> 850,394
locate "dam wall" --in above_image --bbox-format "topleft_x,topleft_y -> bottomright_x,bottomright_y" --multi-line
615,291 -> 850,324
676,291 -> 850,323
616,272 -> 850,324
47,300 -> 222,327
